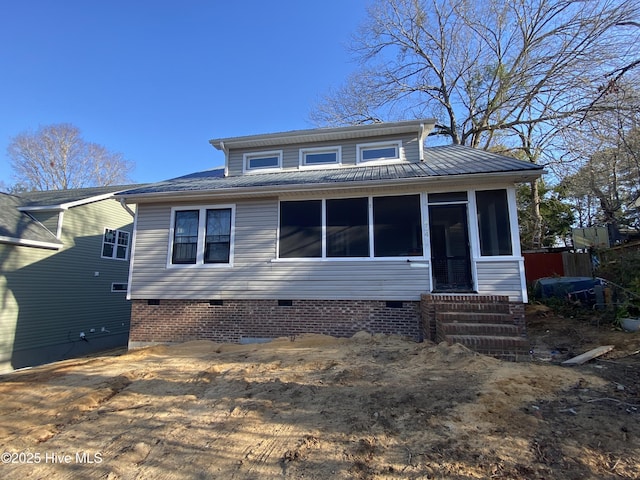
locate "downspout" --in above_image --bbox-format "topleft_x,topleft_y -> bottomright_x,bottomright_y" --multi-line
119,198 -> 136,218
220,141 -> 229,177
419,123 -> 426,162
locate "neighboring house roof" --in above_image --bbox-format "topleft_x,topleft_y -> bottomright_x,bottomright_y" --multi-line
117,145 -> 543,201
0,193 -> 61,249
17,185 -> 140,211
0,185 -> 139,249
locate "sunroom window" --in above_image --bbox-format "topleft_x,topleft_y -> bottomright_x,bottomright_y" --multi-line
279,200 -> 322,258
278,194 -> 423,259
170,206 -> 234,266
326,197 -> 369,257
476,189 -> 512,256
373,195 -> 423,257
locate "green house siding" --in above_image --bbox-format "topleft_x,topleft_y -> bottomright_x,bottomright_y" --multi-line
0,198 -> 133,373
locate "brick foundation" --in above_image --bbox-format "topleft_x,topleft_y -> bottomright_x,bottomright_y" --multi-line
129,299 -> 421,347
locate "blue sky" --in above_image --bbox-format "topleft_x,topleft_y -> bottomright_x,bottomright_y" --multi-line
0,0 -> 369,186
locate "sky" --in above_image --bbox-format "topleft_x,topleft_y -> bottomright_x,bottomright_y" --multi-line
0,0 -> 370,186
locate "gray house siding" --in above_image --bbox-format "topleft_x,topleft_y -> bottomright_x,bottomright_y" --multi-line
130,197 -> 432,301
475,260 -> 524,298
0,199 -> 133,373
129,187 -> 527,303
226,133 -> 420,176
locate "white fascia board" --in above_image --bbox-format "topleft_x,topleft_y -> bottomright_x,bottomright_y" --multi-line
17,192 -> 118,212
0,236 -> 62,250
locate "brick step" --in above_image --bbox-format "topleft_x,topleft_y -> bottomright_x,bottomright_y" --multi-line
436,311 -> 514,324
445,334 -> 530,356
440,322 -> 523,337
432,303 -> 512,314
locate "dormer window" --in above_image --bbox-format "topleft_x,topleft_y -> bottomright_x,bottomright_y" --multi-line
357,141 -> 402,164
243,150 -> 282,173
300,146 -> 341,168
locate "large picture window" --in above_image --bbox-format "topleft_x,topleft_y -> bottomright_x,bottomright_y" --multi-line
170,206 -> 234,266
279,200 -> 322,258
278,195 -> 423,259
476,189 -> 512,256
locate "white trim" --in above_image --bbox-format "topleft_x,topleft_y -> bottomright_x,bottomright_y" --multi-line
467,190 -> 480,292
0,235 -> 61,250
55,211 -> 64,239
126,208 -> 139,301
299,146 -> 342,169
242,150 -> 283,173
167,204 -> 236,268
17,192 -> 118,212
356,140 -> 403,165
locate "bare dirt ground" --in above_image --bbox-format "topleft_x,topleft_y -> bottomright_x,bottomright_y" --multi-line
0,306 -> 639,480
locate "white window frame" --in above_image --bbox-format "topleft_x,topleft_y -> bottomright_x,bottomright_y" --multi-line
101,228 -> 130,261
111,282 -> 128,293
299,146 -> 342,169
356,140 -> 403,165
167,204 -> 236,268
243,150 -> 283,173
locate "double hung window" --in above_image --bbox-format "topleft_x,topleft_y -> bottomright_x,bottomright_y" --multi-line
170,206 -> 234,266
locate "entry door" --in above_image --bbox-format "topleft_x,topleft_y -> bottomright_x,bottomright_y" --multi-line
428,204 -> 473,292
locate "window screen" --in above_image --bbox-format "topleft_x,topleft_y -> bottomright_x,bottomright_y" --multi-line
476,189 -> 512,256
326,197 -> 369,257
373,195 -> 423,256
279,200 -> 322,258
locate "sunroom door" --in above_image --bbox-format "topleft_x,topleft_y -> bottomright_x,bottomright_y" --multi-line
428,203 -> 474,292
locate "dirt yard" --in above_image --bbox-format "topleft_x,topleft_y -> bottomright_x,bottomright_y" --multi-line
0,306 -> 638,479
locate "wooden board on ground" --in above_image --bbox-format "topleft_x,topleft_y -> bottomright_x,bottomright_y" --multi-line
562,345 -> 615,365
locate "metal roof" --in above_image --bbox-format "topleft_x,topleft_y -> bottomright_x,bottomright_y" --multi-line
117,145 -> 543,199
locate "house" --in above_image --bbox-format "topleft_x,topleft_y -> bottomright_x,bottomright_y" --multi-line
118,120 -> 544,360
0,186 -> 135,373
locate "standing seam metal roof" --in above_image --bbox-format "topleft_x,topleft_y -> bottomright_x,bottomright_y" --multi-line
117,145 -> 543,197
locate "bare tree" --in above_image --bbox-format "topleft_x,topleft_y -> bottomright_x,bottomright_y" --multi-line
560,83 -> 640,232
7,123 -> 134,191
312,0 -> 639,247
